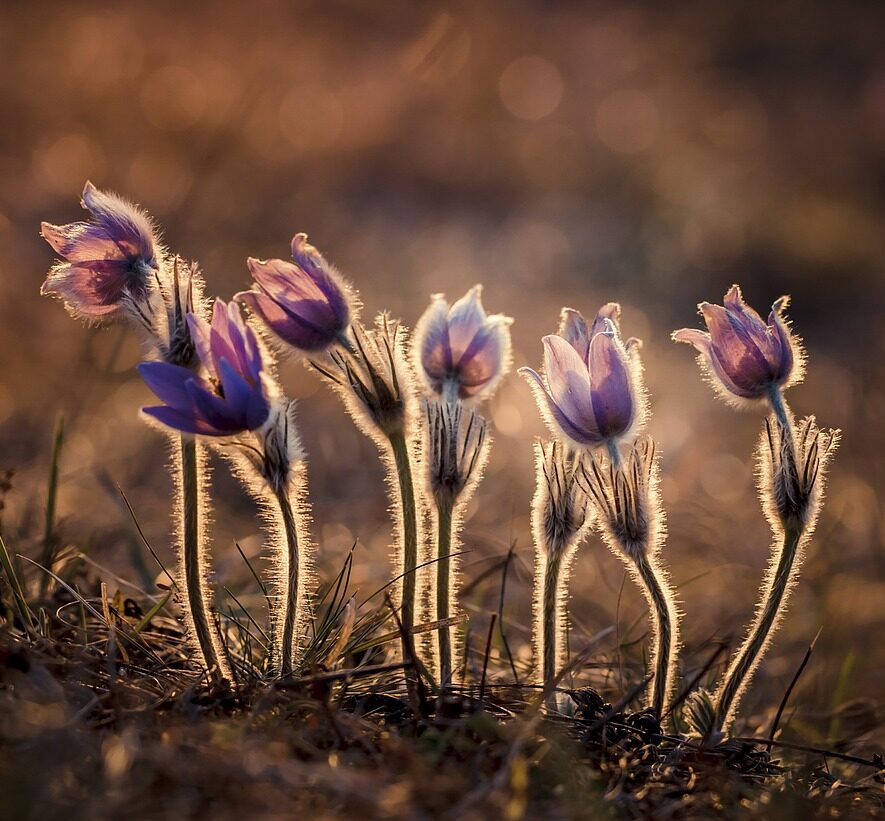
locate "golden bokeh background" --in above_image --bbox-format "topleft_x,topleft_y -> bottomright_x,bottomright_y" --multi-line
1,1 -> 882,739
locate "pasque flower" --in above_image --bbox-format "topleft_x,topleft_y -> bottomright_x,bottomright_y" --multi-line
236,233 -> 353,353
139,299 -> 270,436
521,304 -> 643,448
672,285 -> 800,402
40,181 -> 161,320
414,286 -> 512,401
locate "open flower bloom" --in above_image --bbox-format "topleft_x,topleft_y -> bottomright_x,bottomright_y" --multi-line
415,285 -> 513,401
520,304 -> 644,448
236,233 -> 353,353
40,181 -> 160,320
139,300 -> 270,436
672,285 -> 800,402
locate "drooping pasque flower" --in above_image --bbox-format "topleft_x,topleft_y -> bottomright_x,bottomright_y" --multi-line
40,181 -> 161,320
139,299 -> 270,436
672,284 -> 800,402
520,304 -> 644,448
236,233 -> 353,353
414,285 -> 513,401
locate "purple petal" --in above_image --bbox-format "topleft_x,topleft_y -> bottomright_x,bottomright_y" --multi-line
520,366 -> 605,446
238,289 -> 339,351
417,295 -> 452,384
558,308 -> 590,361
587,327 -> 634,439
41,260 -> 134,317
456,320 -> 507,397
186,381 -> 244,434
702,302 -> 774,397
81,181 -> 156,263
290,234 -> 351,323
142,405 -> 218,436
447,286 -> 487,362
767,300 -> 795,383
589,302 -> 621,339
542,335 -> 600,441
41,221 -> 123,263
137,362 -> 199,409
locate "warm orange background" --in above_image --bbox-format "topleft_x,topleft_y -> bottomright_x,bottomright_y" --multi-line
1,1 -> 881,740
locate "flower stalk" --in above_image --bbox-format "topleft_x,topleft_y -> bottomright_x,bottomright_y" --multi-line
531,441 -> 591,703
710,390 -> 838,735
580,438 -> 678,719
176,435 -> 227,681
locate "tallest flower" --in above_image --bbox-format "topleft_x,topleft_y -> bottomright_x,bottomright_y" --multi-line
40,181 -> 161,320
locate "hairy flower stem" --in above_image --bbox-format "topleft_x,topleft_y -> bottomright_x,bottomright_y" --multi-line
713,524 -> 802,734
634,552 -> 675,718
178,436 -> 224,683
605,439 -> 674,718
388,429 -> 419,658
436,498 -> 455,686
713,387 -> 801,734
541,549 -> 565,691
273,486 -> 301,676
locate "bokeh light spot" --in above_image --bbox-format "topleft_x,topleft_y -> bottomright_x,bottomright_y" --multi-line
595,89 -> 659,154
499,56 -> 564,121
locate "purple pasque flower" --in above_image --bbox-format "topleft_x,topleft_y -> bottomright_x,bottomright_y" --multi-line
415,285 -> 513,401
40,181 -> 160,320
236,233 -> 353,353
138,299 -> 270,436
672,284 -> 801,402
520,303 -> 643,448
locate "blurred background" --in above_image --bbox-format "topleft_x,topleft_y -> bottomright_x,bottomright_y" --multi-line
0,0 -> 882,740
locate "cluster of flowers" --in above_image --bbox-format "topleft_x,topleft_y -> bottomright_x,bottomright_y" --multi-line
41,183 -> 838,738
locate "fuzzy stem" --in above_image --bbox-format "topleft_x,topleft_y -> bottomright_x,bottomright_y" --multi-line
179,436 -> 223,682
541,548 -> 565,692
713,523 -> 803,733
633,552 -> 674,718
606,438 -> 622,469
713,388 -> 801,734
388,428 -> 419,656
436,497 -> 455,686
273,485 -> 300,676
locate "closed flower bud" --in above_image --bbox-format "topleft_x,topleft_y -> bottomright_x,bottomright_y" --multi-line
139,299 -> 271,437
237,233 -> 354,353
41,181 -> 161,321
672,284 -> 801,403
415,285 -> 513,401
521,304 -> 645,449
426,400 -> 488,505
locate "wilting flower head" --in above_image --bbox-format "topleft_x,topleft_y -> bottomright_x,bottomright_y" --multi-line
138,299 -> 270,436
414,286 -> 513,401
520,304 -> 644,448
672,285 -> 801,403
41,181 -> 161,320
236,233 -> 353,353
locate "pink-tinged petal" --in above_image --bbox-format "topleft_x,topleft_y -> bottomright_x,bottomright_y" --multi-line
447,286 -> 487,362
520,366 -> 604,445
558,308 -> 590,361
41,221 -> 123,262
141,405 -> 218,436
589,302 -> 621,339
137,362 -> 199,409
416,295 -> 452,383
41,261 -> 133,317
542,335 -> 600,439
672,328 -> 712,354
587,326 -> 634,439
